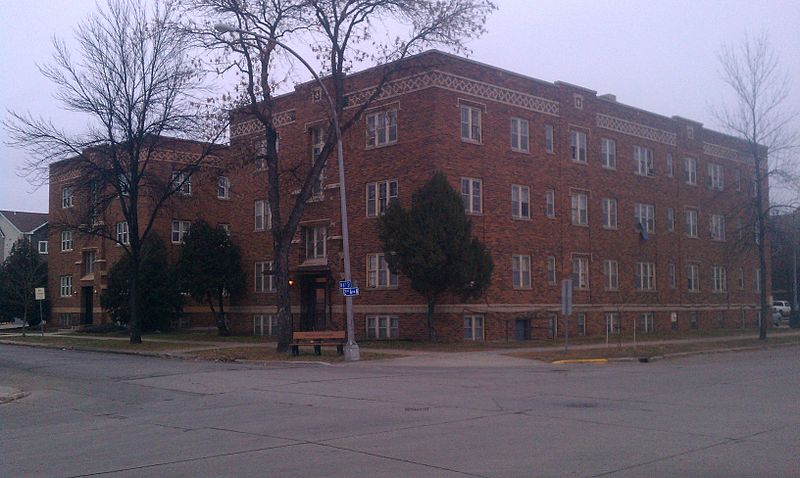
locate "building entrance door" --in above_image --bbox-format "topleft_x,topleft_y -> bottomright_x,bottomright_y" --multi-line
299,275 -> 329,331
514,319 -> 531,341
81,286 -> 93,325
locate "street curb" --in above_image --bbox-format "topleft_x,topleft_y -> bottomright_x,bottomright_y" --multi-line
602,341 -> 800,364
551,358 -> 609,364
0,339 -> 191,360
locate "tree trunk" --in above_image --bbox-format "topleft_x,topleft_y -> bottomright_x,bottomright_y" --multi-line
22,303 -> 27,337
129,262 -> 142,344
426,299 -> 436,342
215,291 -> 230,336
274,243 -> 292,353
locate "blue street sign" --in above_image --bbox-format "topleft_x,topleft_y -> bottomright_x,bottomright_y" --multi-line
339,280 -> 352,289
342,287 -> 359,297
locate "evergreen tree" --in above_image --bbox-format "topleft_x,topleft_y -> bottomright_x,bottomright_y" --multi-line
0,239 -> 48,333
378,171 -> 493,340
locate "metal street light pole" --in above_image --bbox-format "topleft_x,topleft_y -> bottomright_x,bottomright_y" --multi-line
216,24 -> 359,360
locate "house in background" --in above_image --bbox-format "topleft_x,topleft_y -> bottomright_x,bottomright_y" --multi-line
0,210 -> 49,260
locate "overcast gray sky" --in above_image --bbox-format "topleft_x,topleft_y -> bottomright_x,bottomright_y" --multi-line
1,0 -> 798,213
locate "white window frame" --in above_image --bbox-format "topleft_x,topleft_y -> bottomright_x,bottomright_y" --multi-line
635,262 -> 656,291
546,255 -> 556,285
59,275 -> 73,297
61,187 -> 74,208
171,171 -> 192,196
38,241 -> 48,254
545,189 -> 555,218
570,192 -> 588,226
367,315 -> 399,339
576,313 -> 587,336
738,268 -> 745,290
460,105 -> 481,143
253,314 -> 278,336
366,109 -> 398,147
463,315 -> 485,341
669,262 -> 677,289
171,220 -> 191,244
712,266 -> 727,292
640,313 -> 654,333
710,214 -> 726,241
570,130 -> 587,163
572,256 -> 590,290
544,124 -> 554,153
367,253 -> 398,289
254,261 -> 276,293
603,259 -> 619,291
512,254 -> 531,289
755,268 -> 761,292
635,203 -> 655,233
605,313 -> 621,335
687,264 -> 700,292
708,163 -> 724,190
83,250 -> 96,276
633,145 -> 655,176
461,177 -> 482,214
217,176 -> 230,199
666,153 -> 674,177
602,198 -> 617,229
305,226 -> 327,260
116,221 -> 130,245
311,126 -> 327,194
510,117 -> 529,152
684,157 -> 697,185
685,209 -> 698,238
667,208 -> 675,232
600,138 -> 616,169
511,184 -> 530,219
366,180 -> 398,218
61,230 -> 73,251
254,200 -> 271,231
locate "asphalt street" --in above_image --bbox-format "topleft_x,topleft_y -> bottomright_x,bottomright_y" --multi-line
1,344 -> 798,477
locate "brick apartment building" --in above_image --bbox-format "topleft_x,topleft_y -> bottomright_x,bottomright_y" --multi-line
48,50 -> 768,341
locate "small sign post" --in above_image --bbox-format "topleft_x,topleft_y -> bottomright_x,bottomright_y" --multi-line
35,287 -> 46,337
561,279 -> 573,352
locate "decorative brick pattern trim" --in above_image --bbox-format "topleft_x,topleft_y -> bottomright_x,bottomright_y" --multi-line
703,142 -> 746,163
230,109 -> 297,139
596,113 -> 677,146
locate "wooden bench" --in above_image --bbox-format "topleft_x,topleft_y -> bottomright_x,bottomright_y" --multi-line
291,331 -> 346,356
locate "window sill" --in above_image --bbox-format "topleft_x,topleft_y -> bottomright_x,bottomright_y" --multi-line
461,138 -> 483,145
572,223 -> 589,227
571,159 -> 588,165
366,141 -> 398,150
366,286 -> 399,291
602,226 -> 618,231
511,148 -> 530,154
466,211 -> 483,216
513,287 -> 532,291
511,216 -> 531,221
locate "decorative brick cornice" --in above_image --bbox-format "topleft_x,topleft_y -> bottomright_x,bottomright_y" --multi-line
230,109 -> 297,139
596,113 -> 677,146
345,70 -> 560,117
703,142 -> 743,161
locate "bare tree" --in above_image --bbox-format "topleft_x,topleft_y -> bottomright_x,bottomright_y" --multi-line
187,0 -> 495,352
4,0 -> 225,343
713,32 -> 798,340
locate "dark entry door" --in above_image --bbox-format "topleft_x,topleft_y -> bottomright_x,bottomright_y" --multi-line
514,319 -> 530,341
81,287 -> 93,325
299,276 -> 328,331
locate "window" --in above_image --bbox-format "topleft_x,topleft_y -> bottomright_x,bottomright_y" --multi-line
684,157 -> 697,185
367,316 -> 399,339
366,180 -> 398,217
685,209 -> 698,238
662,208 -> 673,232
219,223 -> 230,235
366,109 -> 398,147
755,269 -> 761,292
686,264 -> 699,292
690,312 -> 698,330
710,214 -> 726,241
687,125 -> 695,139
576,313 -> 586,336
669,263 -> 677,289
605,313 -> 620,335
602,198 -> 617,229
635,203 -> 655,233
708,163 -> 724,190
510,118 -> 529,152
460,105 -> 481,142
254,261 -> 275,293
544,124 -> 554,153
548,313 -> 558,339
61,230 -> 73,251
738,268 -> 745,290
633,145 -> 654,176
671,312 -> 679,331
511,185 -> 530,219
570,130 -> 587,162
367,253 -> 398,288
83,250 -> 95,276
600,138 -> 616,169
171,171 -> 192,196
546,256 -> 556,285
171,220 -> 191,244
59,275 -> 73,297
545,190 -> 555,217
461,178 -> 482,214
254,200 -> 271,231
305,226 -> 326,260
635,262 -> 656,291
463,315 -> 484,341
38,241 -> 48,254
116,222 -> 129,245
712,266 -> 727,292
603,260 -> 619,291
217,176 -> 230,199
311,126 -> 327,194
61,187 -> 74,208
572,256 -> 589,290
59,313 -> 72,328
640,313 -> 654,333
570,192 -> 588,226
253,314 -> 278,336
666,153 -> 674,177
512,255 -> 531,289
88,180 -> 99,224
